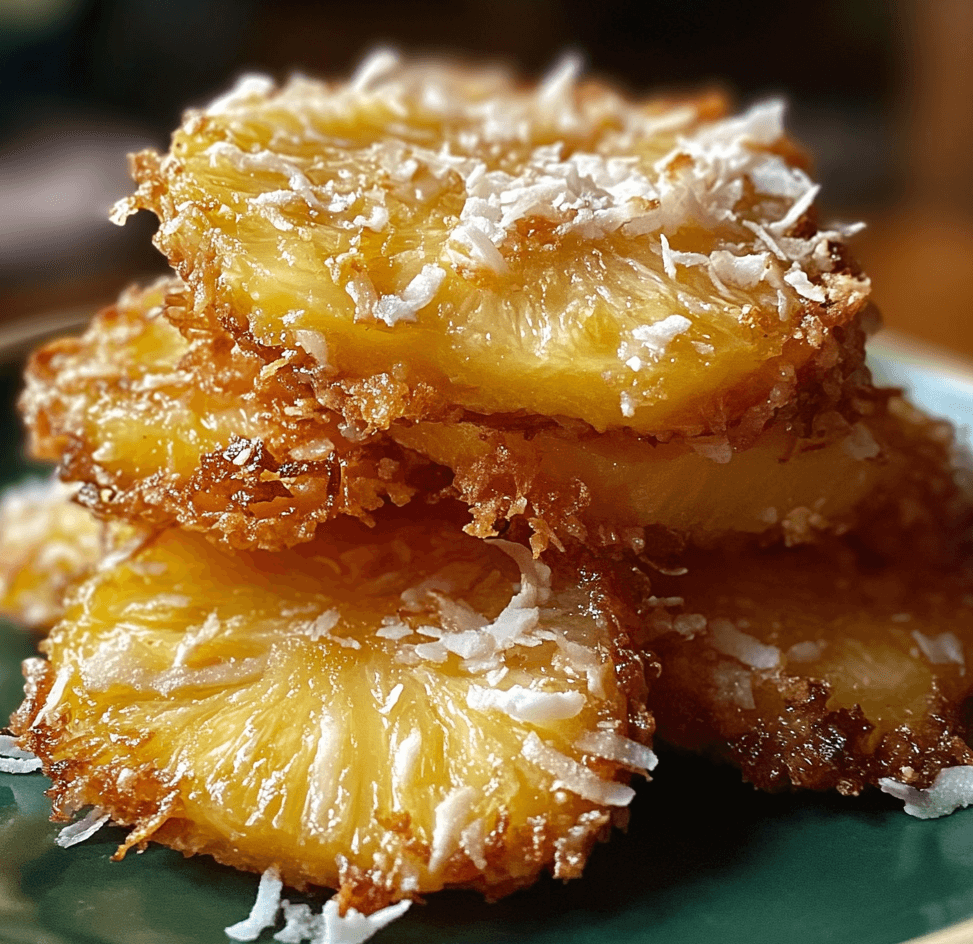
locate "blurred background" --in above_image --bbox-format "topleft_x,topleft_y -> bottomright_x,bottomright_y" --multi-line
0,0 -> 971,359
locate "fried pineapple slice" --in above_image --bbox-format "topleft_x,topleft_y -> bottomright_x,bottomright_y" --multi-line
22,278 -> 436,551
639,537 -> 973,796
11,503 -> 654,907
23,277 -> 896,556
115,52 -> 869,441
392,393 -> 962,551
0,478 -> 138,629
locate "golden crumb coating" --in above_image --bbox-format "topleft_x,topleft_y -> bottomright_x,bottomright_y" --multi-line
115,52 -> 869,443
11,503 -> 655,907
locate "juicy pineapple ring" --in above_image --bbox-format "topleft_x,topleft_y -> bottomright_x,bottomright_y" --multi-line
639,539 -> 973,796
0,478 -> 138,629
115,51 -> 869,438
390,394 -> 959,550
22,278 -> 433,551
13,505 -> 654,906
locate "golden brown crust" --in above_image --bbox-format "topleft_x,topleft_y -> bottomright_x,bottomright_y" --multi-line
20,279 -> 441,551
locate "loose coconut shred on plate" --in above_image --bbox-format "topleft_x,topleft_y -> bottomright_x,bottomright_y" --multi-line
5,47 -> 973,944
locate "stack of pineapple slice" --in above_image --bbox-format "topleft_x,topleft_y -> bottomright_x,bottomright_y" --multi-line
6,50 -> 973,928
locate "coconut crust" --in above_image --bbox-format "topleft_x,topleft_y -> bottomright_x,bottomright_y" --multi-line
21,278 -> 446,552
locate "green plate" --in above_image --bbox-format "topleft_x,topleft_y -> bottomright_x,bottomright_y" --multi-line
2,336 -> 973,944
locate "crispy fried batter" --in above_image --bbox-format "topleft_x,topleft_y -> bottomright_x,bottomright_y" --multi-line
639,536 -> 973,795
114,53 -> 869,442
10,502 -> 655,905
21,278 -> 442,551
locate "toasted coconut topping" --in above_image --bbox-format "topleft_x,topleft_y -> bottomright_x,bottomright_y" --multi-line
55,808 -> 111,848
225,866 -> 283,941
522,732 -> 636,807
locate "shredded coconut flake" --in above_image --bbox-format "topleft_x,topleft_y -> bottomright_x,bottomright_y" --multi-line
712,661 -> 756,710
393,729 -> 422,795
32,667 -> 70,728
709,618 -> 780,669
225,866 -> 283,941
690,439 -> 733,464
881,767 -> 973,819
840,423 -> 880,462
467,684 -> 585,724
275,901 -> 319,943
314,899 -> 411,944
0,734 -> 42,773
782,265 -> 826,303
407,539 -> 554,673
294,329 -> 331,368
207,73 -> 275,115
786,640 -> 825,663
226,869 -> 411,944
522,732 -> 634,806
376,616 -> 413,640
372,265 -> 446,326
912,630 -> 965,668
55,808 -> 111,848
673,613 -> 707,639
350,47 -> 402,94
537,53 -> 583,106
297,609 -> 341,641
574,730 -> 658,775
429,786 -> 478,873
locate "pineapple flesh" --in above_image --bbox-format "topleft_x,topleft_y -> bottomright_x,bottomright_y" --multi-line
12,503 -> 654,908
390,394 -> 959,551
116,52 -> 869,439
639,538 -> 973,795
